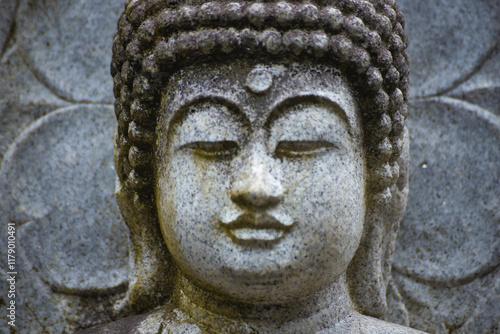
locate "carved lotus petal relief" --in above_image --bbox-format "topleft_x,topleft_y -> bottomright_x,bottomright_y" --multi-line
389,3 -> 500,332
0,105 -> 128,294
15,0 -> 124,103
390,97 -> 500,332
0,0 -> 18,55
390,16 -> 500,332
397,0 -> 500,97
394,98 -> 500,283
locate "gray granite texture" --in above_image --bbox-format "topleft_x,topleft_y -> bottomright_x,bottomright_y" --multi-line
0,105 -> 130,332
0,0 -> 17,56
398,0 -> 500,98
97,59 -> 419,333
0,0 -> 497,333
386,1 -> 500,333
107,0 -> 414,331
0,0 -> 131,332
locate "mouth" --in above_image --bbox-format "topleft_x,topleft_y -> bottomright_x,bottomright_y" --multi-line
220,213 -> 294,245
230,228 -> 285,241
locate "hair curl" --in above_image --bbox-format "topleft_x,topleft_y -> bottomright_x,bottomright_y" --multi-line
111,0 -> 410,319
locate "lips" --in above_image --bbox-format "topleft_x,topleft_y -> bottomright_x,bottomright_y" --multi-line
221,212 -> 294,244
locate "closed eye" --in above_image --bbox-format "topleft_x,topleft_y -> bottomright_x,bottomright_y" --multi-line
274,140 -> 336,158
181,141 -> 239,158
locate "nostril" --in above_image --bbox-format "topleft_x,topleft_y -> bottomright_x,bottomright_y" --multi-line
230,176 -> 284,208
231,189 -> 283,207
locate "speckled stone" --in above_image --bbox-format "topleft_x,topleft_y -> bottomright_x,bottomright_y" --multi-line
1,105 -> 128,293
0,105 -> 130,332
136,61 -> 417,333
1,0 -> 499,332
158,60 -> 366,301
388,97 -> 500,333
109,2 -> 412,331
394,98 -> 499,283
0,0 -> 130,331
449,47 -> 500,117
385,3 -> 500,331
15,0 -> 123,103
0,0 -> 17,54
397,0 -> 500,97
99,0 -> 418,325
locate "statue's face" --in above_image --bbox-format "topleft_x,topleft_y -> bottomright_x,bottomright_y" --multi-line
156,61 -> 365,304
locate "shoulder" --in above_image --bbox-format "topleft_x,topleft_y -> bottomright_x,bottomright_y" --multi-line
78,304 -> 202,334
78,311 -> 157,334
358,314 -> 428,334
320,312 -> 428,334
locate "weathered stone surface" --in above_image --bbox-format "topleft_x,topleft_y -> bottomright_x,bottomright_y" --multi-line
0,104 -> 128,293
158,61 -> 366,305
0,0 -> 17,54
449,46 -> 500,117
1,0 -> 129,331
0,45 -> 69,161
398,0 -> 500,97
386,2 -> 500,332
389,99 -> 500,332
100,0 -> 418,331
15,0 -> 124,103
392,268 -> 499,334
394,98 -> 500,283
0,0 -> 498,332
0,105 -> 130,332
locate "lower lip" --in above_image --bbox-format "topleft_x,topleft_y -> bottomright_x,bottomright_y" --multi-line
228,228 -> 285,241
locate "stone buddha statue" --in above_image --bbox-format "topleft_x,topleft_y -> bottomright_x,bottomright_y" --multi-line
83,0 -> 425,332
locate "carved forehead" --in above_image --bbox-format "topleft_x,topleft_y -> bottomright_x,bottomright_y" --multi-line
161,61 -> 360,131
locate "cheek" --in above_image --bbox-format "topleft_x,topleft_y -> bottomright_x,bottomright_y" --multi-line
283,154 -> 363,208
157,154 -> 235,274
281,153 -> 365,255
159,154 -> 232,235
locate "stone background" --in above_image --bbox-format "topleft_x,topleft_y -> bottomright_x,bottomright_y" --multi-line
0,0 -> 498,333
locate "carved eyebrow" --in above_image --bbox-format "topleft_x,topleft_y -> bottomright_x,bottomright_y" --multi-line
168,96 -> 250,130
264,95 -> 351,130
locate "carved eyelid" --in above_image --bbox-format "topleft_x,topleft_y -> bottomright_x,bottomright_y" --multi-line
180,141 -> 239,157
274,140 -> 337,158
173,97 -> 346,159
169,98 -> 249,153
266,97 -> 348,158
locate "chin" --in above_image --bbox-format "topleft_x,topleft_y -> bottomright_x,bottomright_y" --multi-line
194,263 -> 337,305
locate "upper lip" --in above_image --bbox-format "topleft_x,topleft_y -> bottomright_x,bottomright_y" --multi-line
221,212 -> 294,230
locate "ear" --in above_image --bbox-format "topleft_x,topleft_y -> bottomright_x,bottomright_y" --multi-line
347,127 -> 410,318
115,177 -> 177,313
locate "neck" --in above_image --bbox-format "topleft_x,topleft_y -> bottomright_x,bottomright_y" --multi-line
174,273 -> 357,333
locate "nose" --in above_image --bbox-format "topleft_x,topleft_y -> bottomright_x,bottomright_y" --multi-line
230,144 -> 284,208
